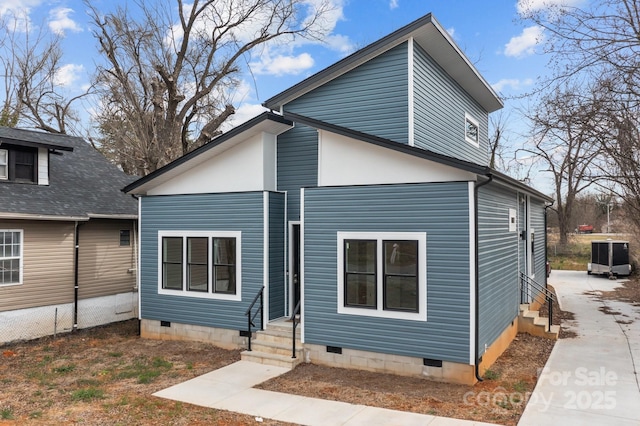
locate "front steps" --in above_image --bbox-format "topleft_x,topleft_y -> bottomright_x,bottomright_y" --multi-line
519,304 -> 560,340
241,320 -> 304,369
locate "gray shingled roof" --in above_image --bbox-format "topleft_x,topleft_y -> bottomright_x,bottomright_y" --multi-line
0,128 -> 137,219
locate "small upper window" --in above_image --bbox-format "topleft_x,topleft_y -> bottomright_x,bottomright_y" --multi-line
465,113 -> 479,146
0,149 -> 7,180
119,230 -> 131,246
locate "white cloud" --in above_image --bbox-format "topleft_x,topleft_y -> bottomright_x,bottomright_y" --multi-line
504,26 -> 544,57
0,0 -> 42,32
323,34 -> 355,55
48,7 -> 82,36
53,63 -> 84,87
516,0 -> 584,15
389,0 -> 399,10
492,78 -> 534,92
446,27 -> 456,39
226,103 -> 269,128
251,52 -> 315,76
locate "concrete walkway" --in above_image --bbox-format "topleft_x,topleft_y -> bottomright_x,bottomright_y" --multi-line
154,360 -> 497,425
519,270 -> 640,425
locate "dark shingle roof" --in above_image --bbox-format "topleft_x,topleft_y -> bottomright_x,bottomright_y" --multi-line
0,128 -> 137,219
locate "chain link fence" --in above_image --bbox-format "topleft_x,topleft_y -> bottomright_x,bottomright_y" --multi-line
0,291 -> 138,346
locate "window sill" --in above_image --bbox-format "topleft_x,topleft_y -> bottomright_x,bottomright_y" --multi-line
158,288 -> 241,301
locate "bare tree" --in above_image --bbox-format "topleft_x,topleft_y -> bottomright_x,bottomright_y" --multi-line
88,0 -> 333,175
520,0 -> 640,99
520,86 -> 603,246
0,16 -> 87,134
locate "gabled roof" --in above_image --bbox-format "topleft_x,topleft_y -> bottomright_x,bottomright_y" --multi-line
264,14 -> 503,113
123,112 -> 294,195
0,128 -> 137,220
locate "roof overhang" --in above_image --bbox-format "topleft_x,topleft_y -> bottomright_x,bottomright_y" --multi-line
264,14 -> 503,113
87,213 -> 138,220
0,137 -> 74,152
123,112 -> 294,195
0,212 -> 89,221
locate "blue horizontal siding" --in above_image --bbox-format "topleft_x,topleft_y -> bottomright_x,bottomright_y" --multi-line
139,192 -> 264,330
285,43 -> 409,143
413,42 -> 489,165
277,124 -> 318,221
530,198 -> 547,283
477,184 -> 519,355
269,192 -> 286,320
303,182 -> 471,363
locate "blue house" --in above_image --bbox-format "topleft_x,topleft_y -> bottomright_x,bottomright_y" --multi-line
123,14 -> 552,385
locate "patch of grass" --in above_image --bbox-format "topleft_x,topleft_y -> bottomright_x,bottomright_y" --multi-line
483,369 -> 501,380
512,380 -> 528,393
137,370 -> 162,384
152,357 -> 173,369
71,387 -> 105,402
76,378 -> 101,387
116,357 -> 173,384
186,361 -> 194,370
53,364 -> 76,374
1,407 -> 14,420
108,351 -> 123,358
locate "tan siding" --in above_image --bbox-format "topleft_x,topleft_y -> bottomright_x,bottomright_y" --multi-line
78,219 -> 136,299
0,220 -> 75,311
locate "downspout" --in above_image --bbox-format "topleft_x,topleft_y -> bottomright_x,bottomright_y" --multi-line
544,201 -> 555,287
73,220 -> 82,332
474,173 -> 493,382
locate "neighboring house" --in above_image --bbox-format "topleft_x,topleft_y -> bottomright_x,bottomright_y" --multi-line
0,128 -> 138,344
124,14 -> 552,384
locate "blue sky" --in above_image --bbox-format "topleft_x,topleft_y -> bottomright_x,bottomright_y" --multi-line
0,0 -> 582,190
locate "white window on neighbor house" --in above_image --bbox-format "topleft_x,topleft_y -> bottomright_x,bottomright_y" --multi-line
158,231 -> 241,301
337,231 -> 427,322
465,113 -> 480,147
0,230 -> 23,285
0,149 -> 7,180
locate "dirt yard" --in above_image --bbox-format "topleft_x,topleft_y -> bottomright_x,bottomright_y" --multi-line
1,281 -> 605,426
0,321 -> 285,425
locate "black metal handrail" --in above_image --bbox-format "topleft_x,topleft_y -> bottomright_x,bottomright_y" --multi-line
290,300 -> 301,359
519,272 -> 555,332
244,287 -> 264,351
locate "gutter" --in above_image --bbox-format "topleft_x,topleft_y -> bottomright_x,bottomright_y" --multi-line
0,212 -> 89,222
473,173 -> 493,382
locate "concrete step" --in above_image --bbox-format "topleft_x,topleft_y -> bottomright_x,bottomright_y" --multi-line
254,328 -> 301,344
265,320 -> 300,334
251,339 -> 304,358
519,303 -> 530,313
241,350 -> 303,369
518,308 -> 559,340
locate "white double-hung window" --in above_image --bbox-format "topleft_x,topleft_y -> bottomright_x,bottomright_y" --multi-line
0,230 -> 23,285
337,231 -> 427,321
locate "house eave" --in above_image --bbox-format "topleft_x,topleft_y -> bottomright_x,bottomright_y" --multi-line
123,112 -> 294,196
0,212 -> 89,221
264,14 -> 502,113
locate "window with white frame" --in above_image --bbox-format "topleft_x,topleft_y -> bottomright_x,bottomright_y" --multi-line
465,113 -> 479,146
337,232 -> 426,321
158,231 -> 241,300
0,149 -> 7,180
0,230 -> 22,285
